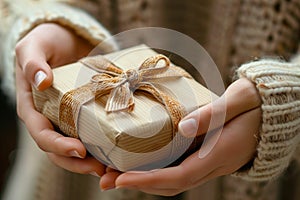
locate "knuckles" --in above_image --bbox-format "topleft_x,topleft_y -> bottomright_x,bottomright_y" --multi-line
15,40 -> 25,57
241,79 -> 261,105
230,78 -> 262,108
36,140 -> 47,152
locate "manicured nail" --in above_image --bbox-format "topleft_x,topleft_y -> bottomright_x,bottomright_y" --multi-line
178,118 -> 198,137
34,70 -> 47,89
69,150 -> 84,158
89,171 -> 100,178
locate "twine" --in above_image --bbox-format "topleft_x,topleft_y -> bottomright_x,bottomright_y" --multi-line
59,54 -> 192,152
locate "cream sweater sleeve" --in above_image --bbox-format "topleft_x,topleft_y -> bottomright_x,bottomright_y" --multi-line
233,59 -> 300,181
0,0 -> 117,100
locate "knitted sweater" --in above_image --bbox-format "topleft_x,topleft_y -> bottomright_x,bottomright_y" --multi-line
0,0 -> 299,200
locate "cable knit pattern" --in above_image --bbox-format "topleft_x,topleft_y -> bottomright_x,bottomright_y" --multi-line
0,0 -> 117,100
235,59 -> 300,181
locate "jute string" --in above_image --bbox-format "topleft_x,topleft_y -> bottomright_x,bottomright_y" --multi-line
59,54 -> 192,152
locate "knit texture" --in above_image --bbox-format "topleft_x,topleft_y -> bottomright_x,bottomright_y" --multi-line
0,0 -> 117,100
235,59 -> 300,181
229,0 -> 300,70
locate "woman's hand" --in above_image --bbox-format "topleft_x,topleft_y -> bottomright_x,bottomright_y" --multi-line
100,78 -> 262,195
15,23 -> 105,176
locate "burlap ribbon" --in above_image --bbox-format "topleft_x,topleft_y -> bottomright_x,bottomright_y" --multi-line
59,54 -> 192,152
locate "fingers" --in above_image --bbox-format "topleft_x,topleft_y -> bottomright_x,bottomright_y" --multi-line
16,66 -> 86,158
15,37 -> 53,91
114,152 -> 216,196
115,167 -> 185,190
214,107 -> 261,166
14,23 -> 101,179
115,108 -> 261,196
25,59 -> 53,91
100,168 -> 122,191
179,78 -> 261,137
196,107 -> 261,181
22,94 -> 87,158
47,153 -> 105,177
113,153 -> 213,196
115,149 -> 216,190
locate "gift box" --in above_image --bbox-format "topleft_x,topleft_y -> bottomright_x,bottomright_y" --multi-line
33,45 -> 217,171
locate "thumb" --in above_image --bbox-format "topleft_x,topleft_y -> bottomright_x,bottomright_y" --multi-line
178,96 -> 226,138
16,42 -> 53,91
178,78 -> 261,137
23,59 -> 53,91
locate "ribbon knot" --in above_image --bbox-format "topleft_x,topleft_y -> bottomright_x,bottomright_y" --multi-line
123,69 -> 141,89
59,54 -> 192,142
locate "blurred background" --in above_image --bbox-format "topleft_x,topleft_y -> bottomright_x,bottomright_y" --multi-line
0,79 -> 18,198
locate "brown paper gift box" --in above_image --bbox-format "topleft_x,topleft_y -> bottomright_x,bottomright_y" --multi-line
33,45 -> 217,171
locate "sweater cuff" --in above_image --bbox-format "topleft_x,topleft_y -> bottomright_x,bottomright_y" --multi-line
1,1 -> 117,101
233,59 -> 300,181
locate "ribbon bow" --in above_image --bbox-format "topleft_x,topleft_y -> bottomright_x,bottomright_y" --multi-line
59,54 -> 192,142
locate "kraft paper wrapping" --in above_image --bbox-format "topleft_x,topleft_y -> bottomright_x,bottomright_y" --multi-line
33,45 -> 218,171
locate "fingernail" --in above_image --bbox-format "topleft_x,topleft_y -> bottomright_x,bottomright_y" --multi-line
178,118 -> 198,137
69,150 -> 84,158
89,171 -> 100,178
34,70 -> 47,89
